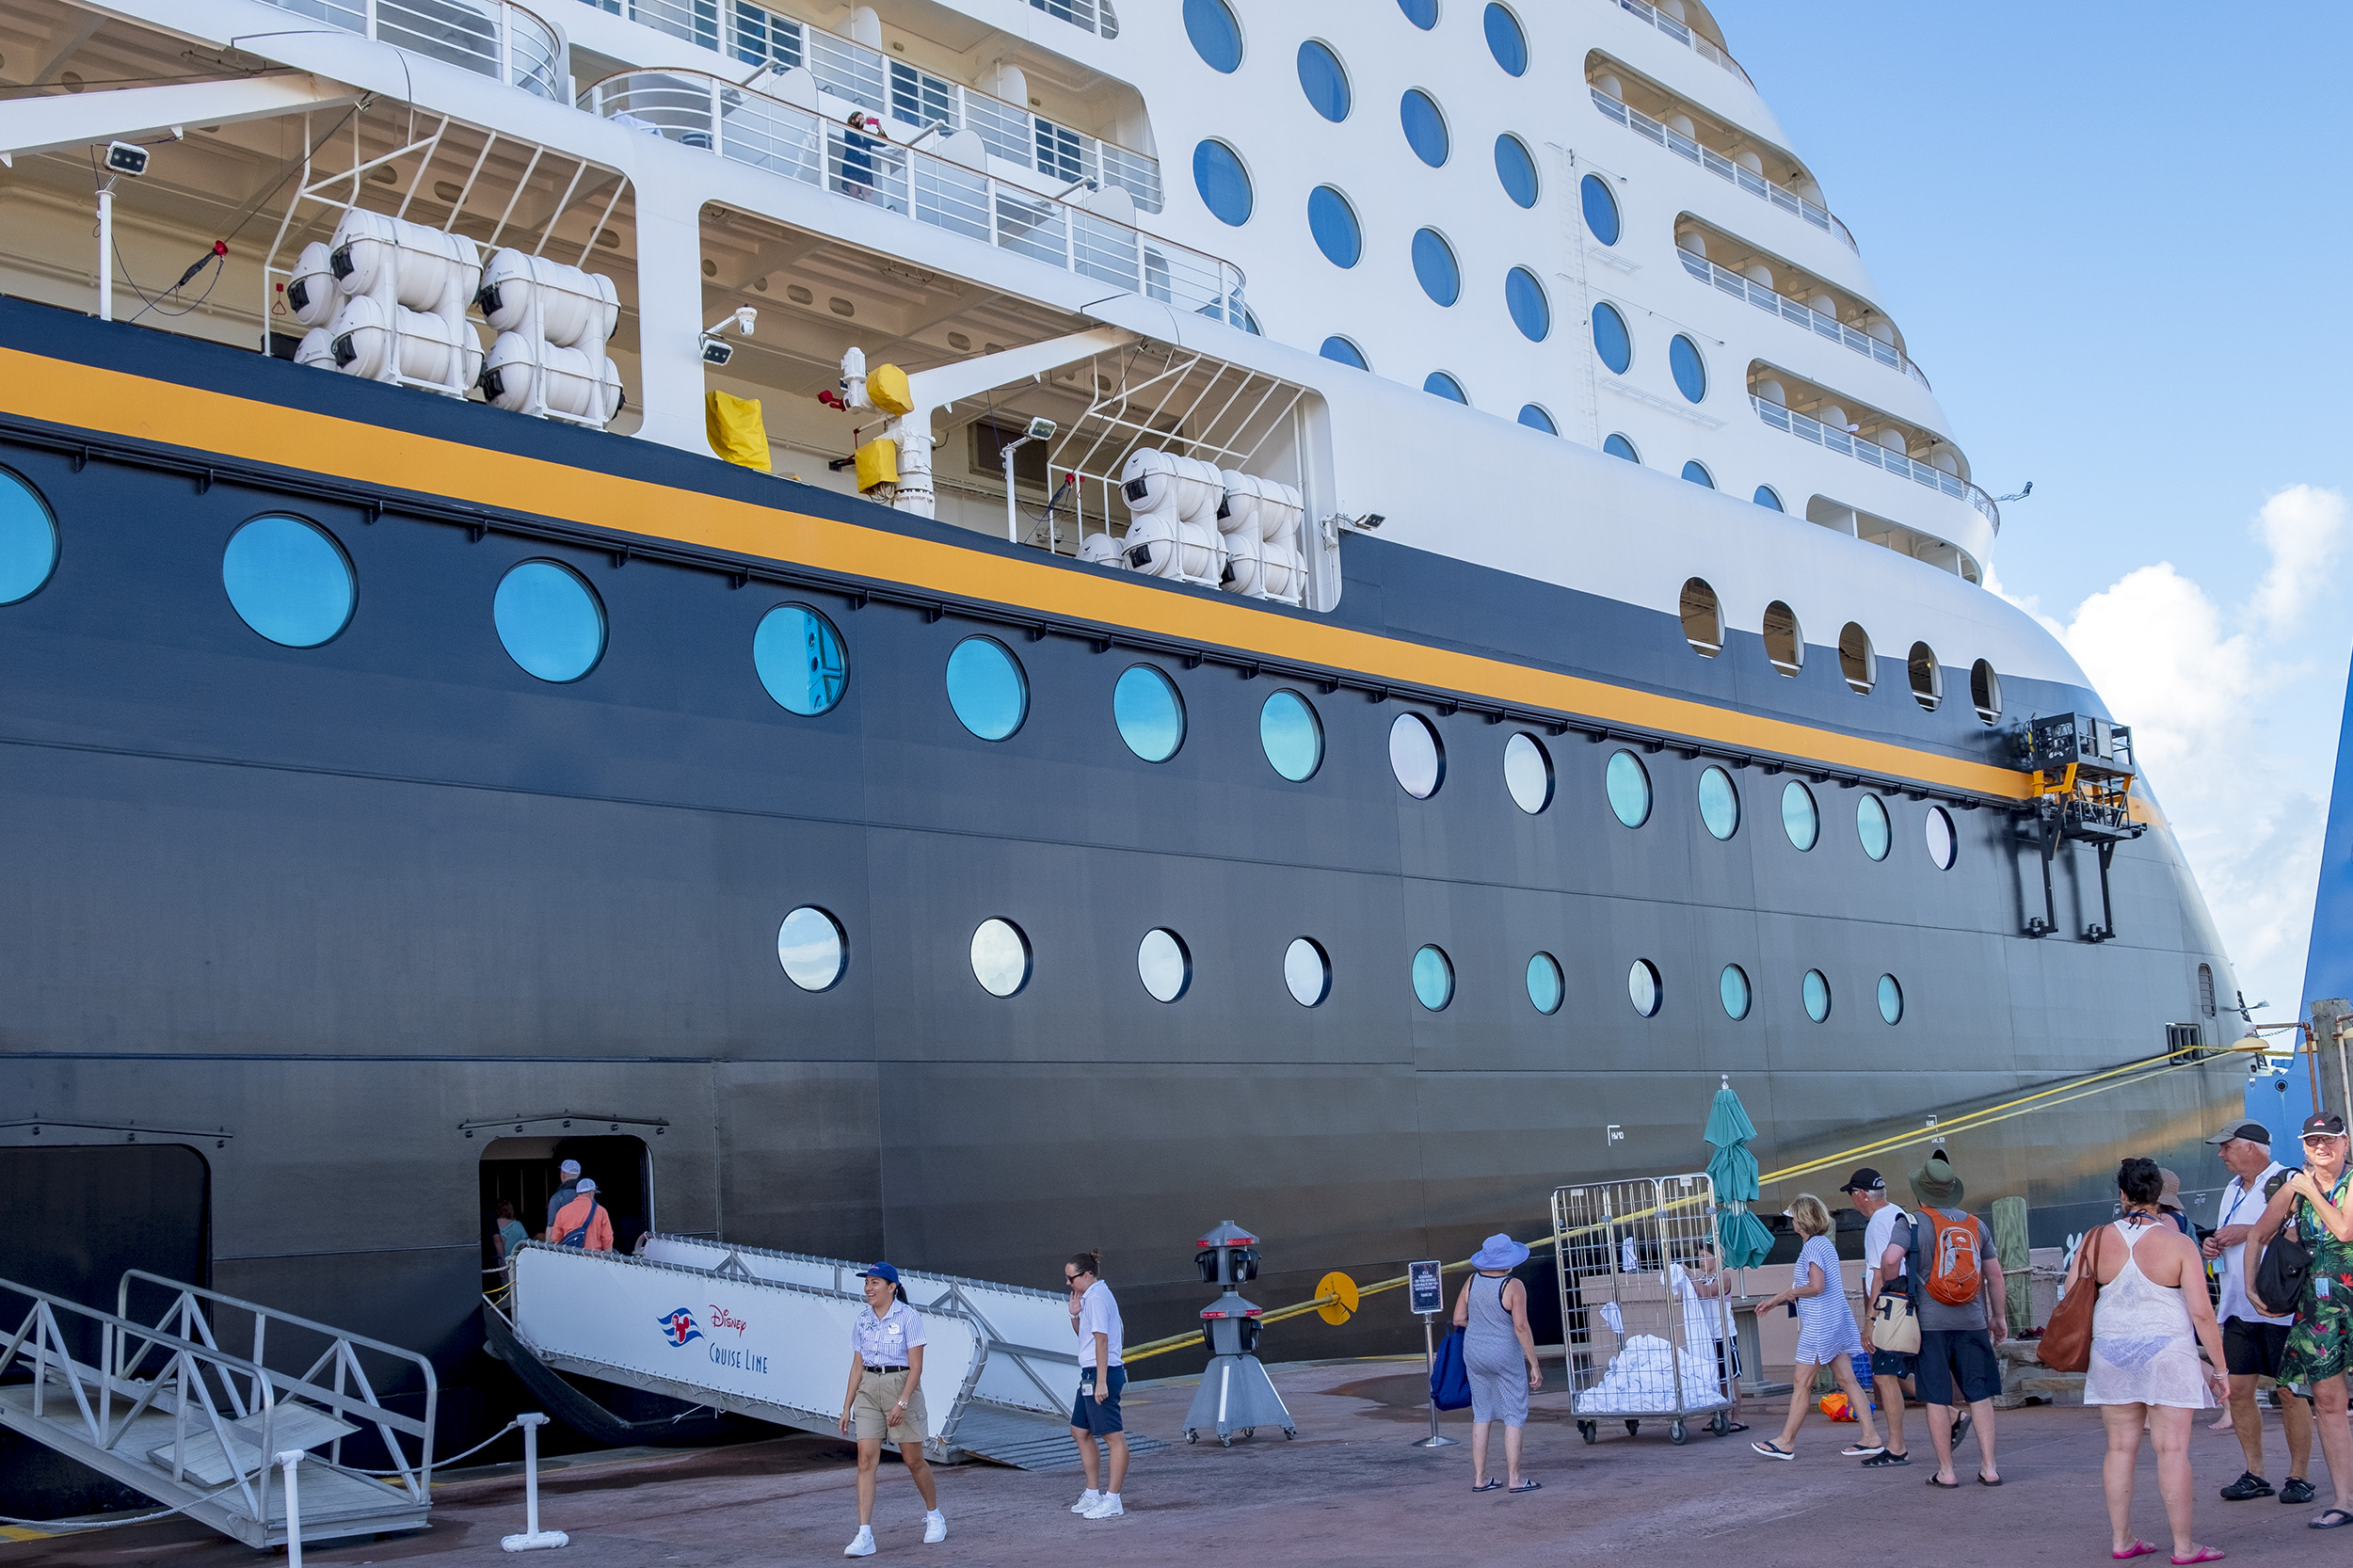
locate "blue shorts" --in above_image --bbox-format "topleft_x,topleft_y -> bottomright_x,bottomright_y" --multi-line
1071,1366 -> 1126,1434
1871,1348 -> 1918,1379
1915,1329 -> 2000,1407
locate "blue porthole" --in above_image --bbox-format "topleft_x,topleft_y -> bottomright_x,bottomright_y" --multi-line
1527,952 -> 1564,1015
1505,266 -> 1550,342
493,559 -> 604,682
1494,135 -> 1539,209
1605,749 -> 1651,827
1319,335 -> 1369,371
1720,964 -> 1752,1021
752,602 -> 847,715
1754,485 -> 1784,511
1423,371 -> 1467,403
1603,433 -> 1640,462
1681,460 -> 1714,488
1781,781 -> 1819,851
1669,333 -> 1707,403
1401,89 -> 1450,168
946,634 -> 1028,740
1579,173 -> 1620,245
1193,140 -> 1253,226
222,514 -> 354,648
0,468 -> 58,604
1397,0 -> 1439,28
1412,228 -> 1460,306
1482,4 -> 1527,75
1857,792 -> 1891,861
1591,301 -> 1631,374
776,906 -> 847,992
1698,765 -> 1738,840
1259,688 -> 1323,781
1113,663 -> 1185,761
1516,404 -> 1557,435
1878,974 -> 1904,1026
1297,40 -> 1351,121
1412,944 -> 1454,1011
1182,0 -> 1242,72
1802,968 -> 1833,1022
1308,184 -> 1362,268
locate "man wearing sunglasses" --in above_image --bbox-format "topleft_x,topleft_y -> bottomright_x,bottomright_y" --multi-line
2245,1114 -> 2353,1528
1064,1250 -> 1128,1519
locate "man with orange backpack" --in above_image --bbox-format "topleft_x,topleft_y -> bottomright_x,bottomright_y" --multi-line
1907,1152 -> 2009,1489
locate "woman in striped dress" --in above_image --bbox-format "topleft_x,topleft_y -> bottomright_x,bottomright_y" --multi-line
1753,1194 -> 1883,1460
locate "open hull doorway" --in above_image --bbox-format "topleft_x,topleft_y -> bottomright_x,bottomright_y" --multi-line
479,1135 -> 651,1275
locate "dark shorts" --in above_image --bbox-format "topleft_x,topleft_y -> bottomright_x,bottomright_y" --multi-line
1914,1329 -> 2000,1407
1071,1365 -> 1126,1434
2224,1317 -> 2292,1380
1871,1348 -> 1918,1380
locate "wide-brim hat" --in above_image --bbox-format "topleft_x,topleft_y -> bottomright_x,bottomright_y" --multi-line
1909,1152 -> 1963,1208
1471,1233 -> 1530,1272
2157,1168 -> 2184,1210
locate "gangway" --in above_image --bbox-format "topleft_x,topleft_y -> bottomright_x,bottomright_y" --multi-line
0,1271 -> 437,1549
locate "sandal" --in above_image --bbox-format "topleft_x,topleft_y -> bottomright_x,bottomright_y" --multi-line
2169,1550 -> 2224,1564
1925,1475 -> 1960,1489
2110,1544 -> 2156,1561
2313,1508 -> 2353,1529
1840,1442 -> 1884,1458
1750,1441 -> 1796,1460
1470,1479 -> 1501,1493
1977,1472 -> 2003,1487
1861,1450 -> 1911,1468
1721,1420 -> 1748,1433
1507,1480 -> 1542,1494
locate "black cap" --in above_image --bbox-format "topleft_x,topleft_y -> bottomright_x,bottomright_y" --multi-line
2304,1113 -> 2347,1139
2206,1121 -> 2272,1146
1839,1167 -> 1886,1194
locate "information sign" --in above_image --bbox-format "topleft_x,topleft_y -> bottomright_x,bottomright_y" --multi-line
1408,1259 -> 1443,1317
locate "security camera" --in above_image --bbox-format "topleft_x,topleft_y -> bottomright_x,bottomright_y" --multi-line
699,335 -> 733,367
104,140 -> 150,178
729,305 -> 756,337
1024,416 -> 1056,442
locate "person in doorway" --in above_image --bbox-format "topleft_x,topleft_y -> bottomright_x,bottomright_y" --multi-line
1751,1194 -> 1882,1461
547,1177 -> 613,1252
839,1262 -> 945,1555
1669,1244 -> 1744,1432
1907,1152 -> 2009,1489
492,1201 -> 529,1262
2203,1122 -> 2313,1504
1452,1234 -> 1544,1494
1848,1167 -> 1914,1468
1064,1250 -> 1128,1519
543,1158 -> 582,1240
2246,1113 -> 2353,1529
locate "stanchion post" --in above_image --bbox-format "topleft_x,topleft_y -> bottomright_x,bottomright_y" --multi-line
1410,1310 -> 1458,1449
275,1451 -> 305,1568
502,1413 -> 569,1552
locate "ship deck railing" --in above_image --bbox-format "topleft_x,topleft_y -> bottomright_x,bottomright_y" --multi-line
1680,249 -> 1931,392
1604,0 -> 1754,88
1592,87 -> 1858,253
1753,395 -> 2002,532
257,0 -> 568,102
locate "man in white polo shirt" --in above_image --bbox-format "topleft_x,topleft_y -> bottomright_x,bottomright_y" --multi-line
1844,1167 -> 1913,1467
2205,1122 -> 2313,1505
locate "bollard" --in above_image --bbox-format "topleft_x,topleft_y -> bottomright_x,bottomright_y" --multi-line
275,1451 -> 305,1568
501,1413 -> 569,1552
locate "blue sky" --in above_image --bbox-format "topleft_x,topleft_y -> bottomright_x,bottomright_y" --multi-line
1721,1 -> 2353,1030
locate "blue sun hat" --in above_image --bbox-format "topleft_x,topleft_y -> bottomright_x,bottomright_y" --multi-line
1471,1233 -> 1530,1272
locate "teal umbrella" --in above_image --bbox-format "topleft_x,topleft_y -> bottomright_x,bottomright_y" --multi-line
1705,1079 -> 1774,1268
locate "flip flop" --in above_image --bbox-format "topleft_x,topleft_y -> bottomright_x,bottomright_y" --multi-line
2169,1550 -> 2225,1564
1507,1480 -> 1542,1494
1721,1420 -> 1748,1433
1470,1479 -> 1501,1493
1977,1473 -> 2003,1487
2313,1508 -> 2353,1529
1925,1475 -> 1961,1489
2110,1544 -> 2156,1561
1751,1441 -> 1796,1460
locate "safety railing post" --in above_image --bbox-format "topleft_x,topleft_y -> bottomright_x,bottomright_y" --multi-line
277,1450 -> 305,1567
501,1413 -> 568,1551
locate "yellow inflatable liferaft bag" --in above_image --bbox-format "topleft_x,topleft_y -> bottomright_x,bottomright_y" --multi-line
853,435 -> 900,492
706,390 -> 773,472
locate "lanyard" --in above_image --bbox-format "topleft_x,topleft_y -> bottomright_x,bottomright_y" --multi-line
2221,1176 -> 2265,1230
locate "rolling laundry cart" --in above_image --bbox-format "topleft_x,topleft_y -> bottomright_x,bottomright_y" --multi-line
1554,1173 -> 1736,1446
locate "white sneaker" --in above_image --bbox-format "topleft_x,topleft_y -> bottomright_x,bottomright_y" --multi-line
1070,1489 -> 1100,1514
923,1511 -> 946,1544
844,1526 -> 875,1557
1082,1494 -> 1125,1520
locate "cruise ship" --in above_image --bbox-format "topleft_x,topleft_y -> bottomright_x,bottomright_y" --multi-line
0,0 -> 2246,1488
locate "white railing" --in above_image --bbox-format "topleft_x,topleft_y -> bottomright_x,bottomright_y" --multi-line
261,0 -> 567,100
1752,396 -> 2000,533
1679,250 -> 1929,390
578,1 -> 1159,209
584,71 -> 1241,321
1606,0 -> 1751,86
1590,88 -> 1857,253
1029,0 -> 1117,37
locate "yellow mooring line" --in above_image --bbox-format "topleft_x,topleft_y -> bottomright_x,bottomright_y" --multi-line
1118,1043 -> 2252,1364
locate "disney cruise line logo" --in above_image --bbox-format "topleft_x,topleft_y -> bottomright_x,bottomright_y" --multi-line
655,1307 -> 703,1347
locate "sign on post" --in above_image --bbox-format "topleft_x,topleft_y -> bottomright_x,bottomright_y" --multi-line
1408,1259 -> 1443,1317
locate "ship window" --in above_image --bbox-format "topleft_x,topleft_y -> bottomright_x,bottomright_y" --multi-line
1681,460 -> 1714,488
1857,792 -> 1891,861
1517,404 -> 1558,435
1606,749 -> 1652,827
1878,974 -> 1904,1025
752,602 -> 848,715
1182,0 -> 1242,72
1505,266 -> 1550,342
1260,689 -> 1324,780
222,514 -> 355,648
1781,781 -> 1819,850
2198,964 -> 2216,1017
1138,928 -> 1192,1002
1578,173 -> 1618,244
1679,576 -> 1721,656
1763,600 -> 1802,675
1319,335 -> 1369,371
1193,139 -> 1253,225
1424,371 -> 1467,403
1591,301 -> 1631,374
1924,806 -> 1956,870
1754,485 -> 1784,512
1670,334 -> 1707,403
1604,433 -> 1640,463
494,559 -> 604,683
1412,944 -> 1454,1011
1297,40 -> 1351,121
1628,958 -> 1662,1017
946,634 -> 1028,740
1970,658 -> 2001,725
0,467 -> 59,604
1496,135 -> 1540,209
1113,663 -> 1186,761
1839,622 -> 1875,694
1397,0 -> 1439,29
1908,641 -> 1942,711
1483,4 -> 1528,75
1720,964 -> 1752,1020
1527,952 -> 1563,1015
970,918 -> 1032,997
1412,228 -> 1460,305
1308,184 -> 1362,267
1286,936 -> 1332,1006
776,906 -> 846,991
1698,765 -> 1739,840
1802,968 -> 1831,1022
1504,731 -> 1553,813
1401,89 -> 1450,168
1389,711 -> 1445,797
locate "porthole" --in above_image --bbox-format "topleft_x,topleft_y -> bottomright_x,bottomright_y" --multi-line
1605,749 -> 1651,828
1925,806 -> 1956,871
1496,135 -> 1540,209
1781,780 -> 1819,851
1697,765 -> 1739,840
494,559 -> 605,682
222,514 -> 355,648
1516,404 -> 1557,435
1423,371 -> 1468,404
0,467 -> 58,604
1627,958 -> 1662,1017
1578,172 -> 1618,244
1193,139 -> 1253,225
1412,944 -> 1454,1011
1504,266 -> 1550,342
1504,731 -> 1553,814
969,918 -> 1032,998
1401,88 -> 1450,168
1527,952 -> 1564,1015
1719,964 -> 1752,1021
776,906 -> 846,991
1857,792 -> 1891,861
1669,334 -> 1707,403
1320,335 -> 1369,371
1603,433 -> 1640,463
1396,0 -> 1438,28
1112,663 -> 1185,761
752,602 -> 848,715
1908,641 -> 1942,711
1181,0 -> 1242,72
1285,936 -> 1332,1006
1482,3 -> 1527,74
1970,659 -> 2001,725
1412,228 -> 1460,306
1138,928 -> 1192,1003
1839,622 -> 1875,694
1763,600 -> 1802,676
1680,576 -> 1721,657
1308,184 -> 1362,268
1591,301 -> 1631,374
1680,460 -> 1714,488
1754,486 -> 1784,512
1389,711 -> 1445,798
1878,974 -> 1904,1025
1259,688 -> 1323,781
946,634 -> 1028,740
1297,40 -> 1351,121
1801,968 -> 1832,1022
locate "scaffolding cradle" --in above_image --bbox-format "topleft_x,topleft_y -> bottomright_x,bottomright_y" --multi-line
2017,715 -> 2145,943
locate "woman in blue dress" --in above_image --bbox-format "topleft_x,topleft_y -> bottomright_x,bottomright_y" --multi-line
1752,1193 -> 1883,1461
1452,1234 -> 1545,1493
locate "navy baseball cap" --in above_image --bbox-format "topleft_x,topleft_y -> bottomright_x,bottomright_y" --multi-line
858,1261 -> 902,1284
2304,1113 -> 2347,1139
1839,1168 -> 1886,1193
2205,1121 -> 2271,1145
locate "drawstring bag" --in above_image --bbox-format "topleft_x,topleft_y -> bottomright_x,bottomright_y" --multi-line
1431,1325 -> 1472,1411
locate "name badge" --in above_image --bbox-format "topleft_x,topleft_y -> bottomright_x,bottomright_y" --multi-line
2322,1277 -> 2335,1301
1079,1368 -> 1096,1389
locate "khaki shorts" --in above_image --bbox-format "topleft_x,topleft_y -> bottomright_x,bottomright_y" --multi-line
850,1368 -> 929,1444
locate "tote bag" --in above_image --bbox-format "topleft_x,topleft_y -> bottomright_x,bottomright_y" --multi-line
2038,1225 -> 2104,1373
1431,1325 -> 1472,1411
